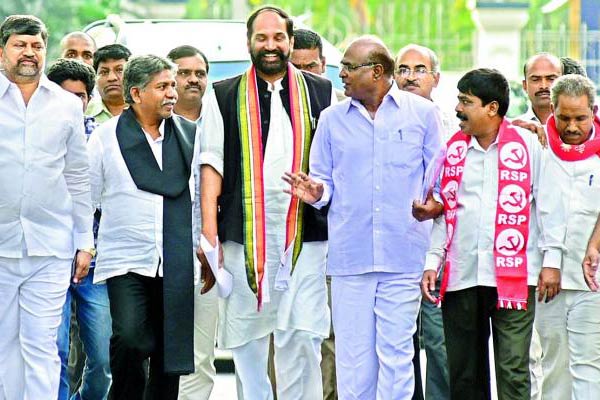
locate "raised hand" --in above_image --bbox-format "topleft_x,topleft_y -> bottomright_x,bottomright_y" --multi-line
282,171 -> 324,205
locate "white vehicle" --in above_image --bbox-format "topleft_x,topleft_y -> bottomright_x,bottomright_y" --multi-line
84,17 -> 343,88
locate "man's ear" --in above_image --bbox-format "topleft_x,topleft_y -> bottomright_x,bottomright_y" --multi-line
373,64 -> 384,80
130,87 -> 142,104
487,100 -> 499,117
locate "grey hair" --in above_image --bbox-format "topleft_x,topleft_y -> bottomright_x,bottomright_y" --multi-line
396,44 -> 440,73
123,54 -> 177,104
551,74 -> 596,110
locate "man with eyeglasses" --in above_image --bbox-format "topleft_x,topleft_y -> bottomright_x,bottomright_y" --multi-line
166,44 -> 217,400
86,44 -> 131,124
395,44 -> 453,400
284,35 -> 443,399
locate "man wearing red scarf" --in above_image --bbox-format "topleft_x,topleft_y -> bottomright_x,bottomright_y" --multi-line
422,69 -> 544,400
538,74 -> 600,399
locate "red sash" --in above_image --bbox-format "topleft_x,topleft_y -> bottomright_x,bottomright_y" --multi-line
439,119 -> 531,310
547,114 -> 600,161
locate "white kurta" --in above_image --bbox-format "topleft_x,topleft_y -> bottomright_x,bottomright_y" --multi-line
424,126 -> 544,289
535,135 -> 600,399
199,81 -> 330,350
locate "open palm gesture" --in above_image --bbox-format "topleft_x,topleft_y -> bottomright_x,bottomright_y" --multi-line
282,171 -> 324,205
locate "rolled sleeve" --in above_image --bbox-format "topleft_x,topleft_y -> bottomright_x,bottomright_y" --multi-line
424,216 -> 447,272
309,109 -> 334,209
198,89 -> 224,176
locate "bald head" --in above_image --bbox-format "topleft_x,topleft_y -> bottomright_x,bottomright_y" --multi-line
347,36 -> 395,77
394,44 -> 440,100
522,52 -> 562,115
60,31 -> 96,66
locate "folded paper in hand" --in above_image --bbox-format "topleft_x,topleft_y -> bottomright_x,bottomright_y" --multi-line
200,235 -> 233,298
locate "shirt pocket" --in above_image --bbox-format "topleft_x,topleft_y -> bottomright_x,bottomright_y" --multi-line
386,128 -> 423,169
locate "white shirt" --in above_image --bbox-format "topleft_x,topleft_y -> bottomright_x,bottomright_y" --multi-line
0,73 -> 93,259
424,126 -> 543,291
538,133 -> 600,291
89,117 -> 176,282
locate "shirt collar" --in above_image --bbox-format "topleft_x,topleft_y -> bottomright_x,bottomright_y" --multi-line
142,120 -> 165,143
0,72 -> 9,98
345,81 -> 399,113
467,133 -> 500,152
0,72 -> 53,97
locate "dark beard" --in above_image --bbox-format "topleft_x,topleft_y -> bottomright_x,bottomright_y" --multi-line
250,48 -> 289,76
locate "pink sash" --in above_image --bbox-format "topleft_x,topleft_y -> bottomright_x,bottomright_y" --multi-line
439,119 -> 531,310
547,114 -> 600,161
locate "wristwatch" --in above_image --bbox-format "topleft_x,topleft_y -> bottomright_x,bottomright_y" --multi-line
78,248 -> 97,258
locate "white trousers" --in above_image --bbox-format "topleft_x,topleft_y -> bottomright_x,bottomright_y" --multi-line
529,324 -> 543,400
232,329 -> 323,400
332,272 -> 421,400
536,289 -> 600,400
178,284 -> 219,400
0,256 -> 70,400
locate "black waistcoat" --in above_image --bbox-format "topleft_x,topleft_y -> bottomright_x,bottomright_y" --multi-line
213,70 -> 332,245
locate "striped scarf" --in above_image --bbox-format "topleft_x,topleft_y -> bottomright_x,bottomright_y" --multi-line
238,64 -> 312,309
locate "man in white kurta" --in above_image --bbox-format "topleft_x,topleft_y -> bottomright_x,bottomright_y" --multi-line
0,15 -> 93,400
423,68 -> 544,400
197,7 -> 335,400
514,52 -> 562,400
537,74 -> 600,399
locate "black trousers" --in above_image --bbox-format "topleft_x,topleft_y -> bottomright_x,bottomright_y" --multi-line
442,286 -> 535,400
107,273 -> 179,400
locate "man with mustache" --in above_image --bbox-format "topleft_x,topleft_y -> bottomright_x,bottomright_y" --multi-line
538,74 -> 600,399
86,44 -> 131,124
395,43 -> 451,400
422,68 -> 544,400
0,15 -> 94,399
87,55 -> 197,399
197,6 -> 335,399
519,53 -> 562,125
513,52 -> 562,399
167,44 -> 217,400
284,35 -> 443,399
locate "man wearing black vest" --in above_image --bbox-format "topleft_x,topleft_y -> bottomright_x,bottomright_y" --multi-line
197,6 -> 334,399
88,54 -> 196,399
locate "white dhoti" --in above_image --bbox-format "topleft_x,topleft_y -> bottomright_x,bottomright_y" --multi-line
536,289 -> 600,400
332,271 -> 421,400
0,256 -> 70,400
178,284 -> 219,400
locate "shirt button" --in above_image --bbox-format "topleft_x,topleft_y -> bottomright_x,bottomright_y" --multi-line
375,185 -> 380,190
375,207 -> 380,212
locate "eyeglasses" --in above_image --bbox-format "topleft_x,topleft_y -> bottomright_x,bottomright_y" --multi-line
176,69 -> 207,79
396,66 -> 434,78
340,62 -> 377,72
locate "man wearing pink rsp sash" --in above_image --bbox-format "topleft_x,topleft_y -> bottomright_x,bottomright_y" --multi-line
422,68 -> 545,400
